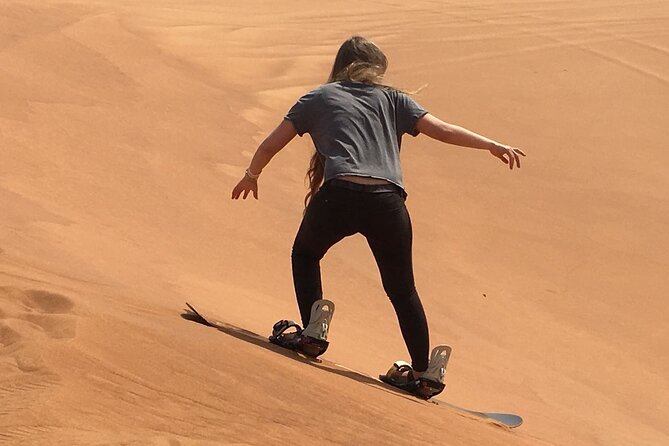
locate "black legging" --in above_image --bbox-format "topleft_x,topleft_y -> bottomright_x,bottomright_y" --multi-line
291,179 -> 430,372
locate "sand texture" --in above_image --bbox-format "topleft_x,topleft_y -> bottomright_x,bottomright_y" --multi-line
1,0 -> 668,445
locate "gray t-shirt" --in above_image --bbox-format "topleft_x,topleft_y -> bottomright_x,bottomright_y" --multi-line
285,81 -> 427,190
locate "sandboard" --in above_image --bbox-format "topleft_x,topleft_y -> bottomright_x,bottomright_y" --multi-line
183,302 -> 523,429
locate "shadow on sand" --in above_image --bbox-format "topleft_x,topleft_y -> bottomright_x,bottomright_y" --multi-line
180,303 -> 423,404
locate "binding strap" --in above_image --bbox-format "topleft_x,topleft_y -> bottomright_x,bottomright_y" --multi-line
271,320 -> 302,339
269,319 -> 329,358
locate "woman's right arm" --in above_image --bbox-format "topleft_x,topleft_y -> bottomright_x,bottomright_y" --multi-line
415,113 -> 526,169
231,119 -> 297,200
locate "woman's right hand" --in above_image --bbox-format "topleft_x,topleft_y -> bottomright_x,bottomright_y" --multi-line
231,176 -> 259,200
489,143 -> 526,169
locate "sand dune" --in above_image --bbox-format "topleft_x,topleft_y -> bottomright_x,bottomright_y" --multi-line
1,0 -> 668,444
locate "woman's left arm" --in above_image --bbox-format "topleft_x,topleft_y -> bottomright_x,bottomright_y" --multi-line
231,119 -> 297,200
415,113 -> 526,169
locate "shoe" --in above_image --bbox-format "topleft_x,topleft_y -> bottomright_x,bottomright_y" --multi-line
269,299 -> 335,358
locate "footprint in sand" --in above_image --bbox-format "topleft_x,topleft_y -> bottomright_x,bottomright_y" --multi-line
0,287 -> 78,371
0,287 -> 76,443
23,289 -> 75,314
0,324 -> 22,348
21,290 -> 78,339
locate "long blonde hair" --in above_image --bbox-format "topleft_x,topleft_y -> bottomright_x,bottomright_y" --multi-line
304,36 -> 389,208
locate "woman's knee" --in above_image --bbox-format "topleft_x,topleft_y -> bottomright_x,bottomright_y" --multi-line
291,243 -> 322,264
385,285 -> 419,307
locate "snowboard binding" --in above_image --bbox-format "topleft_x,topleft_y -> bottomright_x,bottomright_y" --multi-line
269,299 -> 335,359
379,345 -> 452,399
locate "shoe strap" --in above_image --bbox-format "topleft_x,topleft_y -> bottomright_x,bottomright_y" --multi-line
271,320 -> 302,338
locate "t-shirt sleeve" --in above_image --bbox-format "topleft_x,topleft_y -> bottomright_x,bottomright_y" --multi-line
396,92 -> 428,137
285,88 -> 321,136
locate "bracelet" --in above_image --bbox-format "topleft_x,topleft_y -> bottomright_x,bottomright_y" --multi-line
245,168 -> 261,180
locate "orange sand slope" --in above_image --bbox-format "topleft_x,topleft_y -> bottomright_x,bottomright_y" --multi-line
1,0 -> 668,444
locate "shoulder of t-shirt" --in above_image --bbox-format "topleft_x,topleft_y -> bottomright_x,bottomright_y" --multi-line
375,85 -> 405,100
303,84 -> 326,97
316,82 -> 347,96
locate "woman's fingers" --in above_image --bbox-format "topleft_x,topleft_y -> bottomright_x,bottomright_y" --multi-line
247,181 -> 258,199
498,146 -> 526,170
511,147 -> 525,169
231,183 -> 242,199
231,178 -> 259,200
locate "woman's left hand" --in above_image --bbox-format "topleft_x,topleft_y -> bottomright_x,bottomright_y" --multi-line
231,176 -> 258,200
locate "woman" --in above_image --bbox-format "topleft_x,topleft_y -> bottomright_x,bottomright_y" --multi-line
232,36 -> 525,398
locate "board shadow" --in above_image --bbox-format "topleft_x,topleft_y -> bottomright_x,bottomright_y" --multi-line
180,306 -> 423,404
